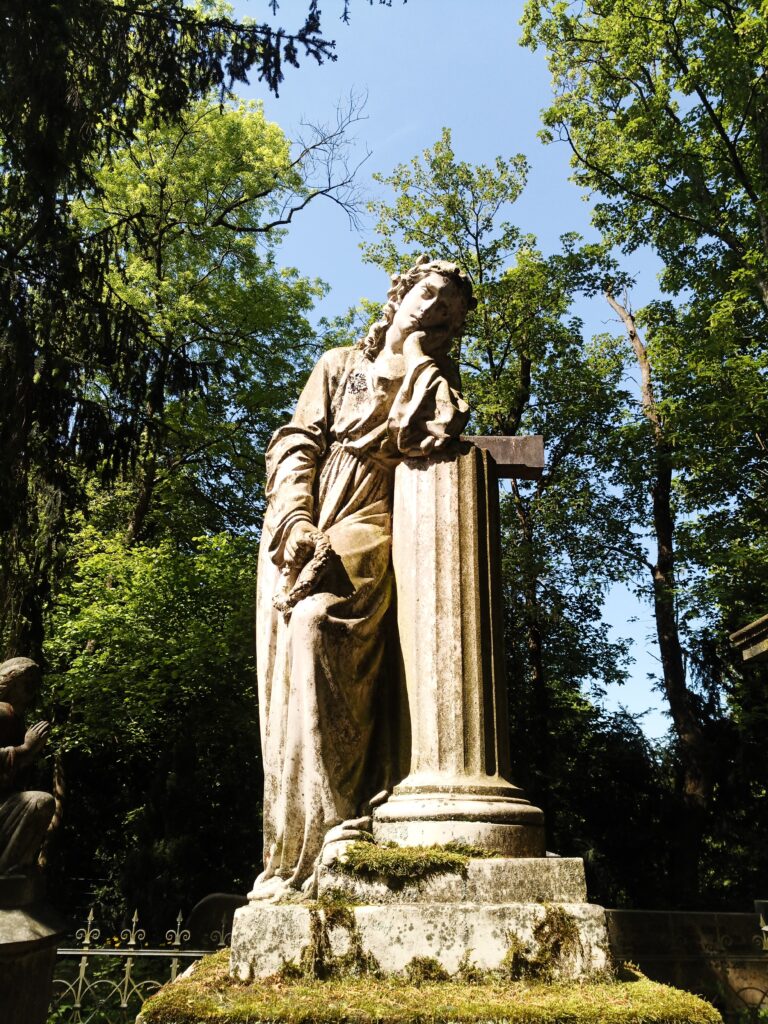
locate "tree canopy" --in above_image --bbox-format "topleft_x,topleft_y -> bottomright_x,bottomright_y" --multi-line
0,1 -> 363,656
32,91 -> 328,924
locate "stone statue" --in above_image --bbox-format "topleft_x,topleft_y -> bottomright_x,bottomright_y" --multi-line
252,257 -> 477,900
0,658 -> 54,875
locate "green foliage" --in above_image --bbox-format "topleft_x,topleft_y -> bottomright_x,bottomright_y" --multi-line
71,94 -> 324,542
26,93 -> 335,922
42,518 -> 261,924
46,526 -> 255,754
521,0 -> 768,907
0,0 -> 336,655
0,77 -> 346,920
137,947 -> 723,1024
404,957 -> 450,985
520,0 -> 768,635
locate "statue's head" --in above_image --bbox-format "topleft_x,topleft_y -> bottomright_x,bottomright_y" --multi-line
0,658 -> 41,715
358,256 -> 477,360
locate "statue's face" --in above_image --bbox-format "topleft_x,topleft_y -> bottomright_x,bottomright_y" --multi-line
390,272 -> 467,346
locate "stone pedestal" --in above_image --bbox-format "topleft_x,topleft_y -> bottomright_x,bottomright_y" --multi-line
373,444 -> 545,856
230,857 -> 610,980
0,875 -> 65,1024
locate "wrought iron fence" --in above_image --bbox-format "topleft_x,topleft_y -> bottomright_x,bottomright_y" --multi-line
49,906 -> 232,1024
50,904 -> 768,1024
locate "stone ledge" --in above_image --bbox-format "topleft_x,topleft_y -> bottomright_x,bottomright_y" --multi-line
230,899 -> 609,980
317,856 -> 587,905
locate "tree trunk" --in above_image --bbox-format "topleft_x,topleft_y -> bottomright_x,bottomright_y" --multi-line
125,455 -> 157,545
605,290 -> 710,900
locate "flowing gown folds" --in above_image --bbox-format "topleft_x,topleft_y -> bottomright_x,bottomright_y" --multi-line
256,345 -> 468,888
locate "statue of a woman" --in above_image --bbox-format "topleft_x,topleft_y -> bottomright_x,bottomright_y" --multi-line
0,658 -> 54,876
252,257 -> 476,900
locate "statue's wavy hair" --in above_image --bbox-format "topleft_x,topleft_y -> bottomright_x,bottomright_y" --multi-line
357,255 -> 477,360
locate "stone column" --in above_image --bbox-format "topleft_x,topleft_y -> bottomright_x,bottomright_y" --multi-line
373,443 -> 545,856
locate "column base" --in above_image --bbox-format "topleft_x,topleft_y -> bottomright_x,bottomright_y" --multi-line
372,777 -> 546,857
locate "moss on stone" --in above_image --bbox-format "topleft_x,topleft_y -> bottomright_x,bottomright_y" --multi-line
298,908 -> 334,979
497,904 -> 607,984
403,956 -> 450,985
499,931 -> 530,981
285,895 -> 380,981
526,905 -> 581,981
455,951 -> 486,986
335,841 -> 496,884
138,949 -> 723,1024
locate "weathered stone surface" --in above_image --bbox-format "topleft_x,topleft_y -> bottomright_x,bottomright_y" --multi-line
230,899 -> 609,981
316,857 -> 587,906
462,435 -> 544,479
0,902 -> 65,1024
351,903 -> 608,976
252,261 -> 478,900
729,611 -> 768,663
231,904 -> 313,980
374,446 -> 545,855
372,817 -> 543,857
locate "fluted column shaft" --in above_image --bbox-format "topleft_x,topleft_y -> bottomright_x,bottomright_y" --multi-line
373,444 -> 545,855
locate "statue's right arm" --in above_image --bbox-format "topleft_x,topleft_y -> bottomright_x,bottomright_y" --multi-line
263,350 -> 338,566
12,722 -> 50,769
0,719 -> 49,775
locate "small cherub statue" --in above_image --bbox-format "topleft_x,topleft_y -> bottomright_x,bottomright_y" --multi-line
0,657 -> 54,875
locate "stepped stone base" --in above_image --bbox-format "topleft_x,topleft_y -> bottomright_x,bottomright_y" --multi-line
316,856 -> 586,905
230,857 -> 610,981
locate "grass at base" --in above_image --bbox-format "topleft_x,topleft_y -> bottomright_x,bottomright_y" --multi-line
137,950 -> 722,1024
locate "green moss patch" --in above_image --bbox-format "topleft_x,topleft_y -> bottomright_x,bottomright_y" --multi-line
335,841 -> 496,884
499,905 -> 583,983
138,949 -> 722,1024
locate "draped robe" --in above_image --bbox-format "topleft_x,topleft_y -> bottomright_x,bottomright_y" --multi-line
255,344 -> 468,890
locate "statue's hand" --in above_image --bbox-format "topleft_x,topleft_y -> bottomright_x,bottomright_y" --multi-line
403,328 -> 450,364
284,520 -> 317,568
23,720 -> 50,754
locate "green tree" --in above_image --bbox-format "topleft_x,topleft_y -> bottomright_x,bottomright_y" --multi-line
70,94 -> 339,543
34,94 -> 340,918
520,0 -> 768,641
522,0 -> 768,904
0,0 -> 359,657
43,520 -> 260,926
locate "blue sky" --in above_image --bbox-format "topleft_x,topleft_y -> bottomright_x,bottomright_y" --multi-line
232,0 -> 670,737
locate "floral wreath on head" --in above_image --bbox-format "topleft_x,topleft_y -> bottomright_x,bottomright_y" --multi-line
357,255 -> 477,360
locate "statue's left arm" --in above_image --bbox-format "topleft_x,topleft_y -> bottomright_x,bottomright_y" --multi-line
387,336 -> 469,456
